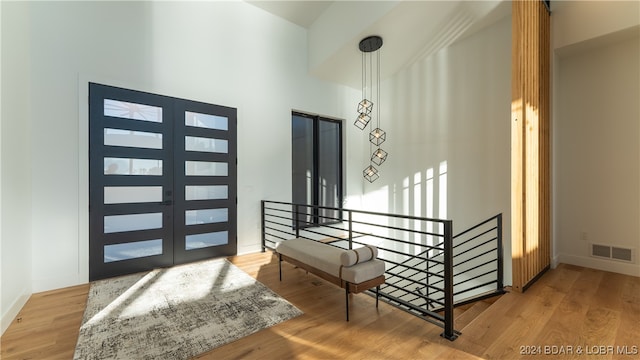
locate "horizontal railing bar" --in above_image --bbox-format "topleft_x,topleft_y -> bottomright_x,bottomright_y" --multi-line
263,206 -> 296,216
428,251 -> 498,288
384,267 -> 423,281
381,257 -> 442,274
453,269 -> 497,287
384,285 -> 444,307
386,266 -> 446,280
453,258 -> 497,277
268,212 -> 447,251
383,283 -> 441,300
385,277 -> 440,298
263,219 -> 293,230
385,273 -> 445,294
362,235 -> 446,253
378,247 -> 445,266
384,248 -> 430,273
381,283 -> 446,308
430,267 -> 497,289
264,200 -> 452,224
387,265 -> 442,282
448,290 -> 505,309
297,213 -> 345,225
265,222 -> 294,231
360,243 -> 445,266
452,214 -> 500,240
299,227 -> 344,240
377,291 -> 445,322
263,234 -> 288,244
263,225 -> 295,237
453,227 -> 497,250
452,248 -> 497,269
454,237 -> 497,259
264,225 -> 295,235
264,212 -> 295,222
350,219 -> 445,238
265,200 -> 451,237
453,280 -> 498,297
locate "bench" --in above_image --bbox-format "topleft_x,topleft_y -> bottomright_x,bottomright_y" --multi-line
275,238 -> 385,321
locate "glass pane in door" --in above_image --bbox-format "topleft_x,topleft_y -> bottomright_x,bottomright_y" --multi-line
104,239 -> 163,263
104,213 -> 163,233
104,128 -> 163,149
185,208 -> 228,225
185,185 -> 228,200
185,111 -> 228,130
103,99 -> 163,122
185,231 -> 229,250
185,136 -> 228,153
104,186 -> 163,204
104,158 -> 163,175
185,161 -> 228,176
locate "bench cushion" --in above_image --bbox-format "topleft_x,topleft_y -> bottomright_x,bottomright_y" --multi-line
341,258 -> 385,284
276,238 -> 343,277
340,245 -> 378,266
275,238 -> 385,284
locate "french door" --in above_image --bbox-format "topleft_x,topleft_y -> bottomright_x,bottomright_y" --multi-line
89,83 -> 237,281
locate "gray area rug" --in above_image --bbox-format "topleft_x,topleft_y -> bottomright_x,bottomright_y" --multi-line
74,258 -> 302,359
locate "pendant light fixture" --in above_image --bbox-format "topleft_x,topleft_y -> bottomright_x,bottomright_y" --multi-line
355,35 -> 388,183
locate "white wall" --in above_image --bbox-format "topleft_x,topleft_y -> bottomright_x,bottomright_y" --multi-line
552,0 -> 640,51
554,35 -> 640,276
1,1 -> 33,334
359,16 -> 512,285
17,1 -> 360,295
551,1 -> 640,276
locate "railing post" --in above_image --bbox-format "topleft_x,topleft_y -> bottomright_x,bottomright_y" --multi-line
441,220 -> 457,341
294,204 -> 300,238
425,239 -> 431,309
261,200 -> 266,252
496,213 -> 504,291
348,210 -> 353,250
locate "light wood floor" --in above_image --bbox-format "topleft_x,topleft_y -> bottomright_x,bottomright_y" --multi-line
2,252 -> 638,359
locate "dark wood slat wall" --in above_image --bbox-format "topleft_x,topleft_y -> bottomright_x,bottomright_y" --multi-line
511,0 -> 551,292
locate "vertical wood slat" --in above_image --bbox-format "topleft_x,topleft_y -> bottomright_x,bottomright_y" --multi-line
510,2 -> 524,291
511,0 -> 551,292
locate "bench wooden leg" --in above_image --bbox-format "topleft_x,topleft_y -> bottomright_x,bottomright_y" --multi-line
278,253 -> 282,281
345,282 -> 350,322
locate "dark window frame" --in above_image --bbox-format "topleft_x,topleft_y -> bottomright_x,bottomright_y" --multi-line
291,111 -> 343,228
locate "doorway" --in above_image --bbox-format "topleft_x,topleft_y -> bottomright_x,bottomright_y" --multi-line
89,83 -> 237,281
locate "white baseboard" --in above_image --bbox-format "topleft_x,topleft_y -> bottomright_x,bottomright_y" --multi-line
558,253 -> 640,277
1,291 -> 31,335
237,244 -> 264,256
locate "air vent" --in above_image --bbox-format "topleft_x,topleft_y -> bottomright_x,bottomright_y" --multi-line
612,247 -> 633,262
591,244 -> 610,258
590,243 -> 634,263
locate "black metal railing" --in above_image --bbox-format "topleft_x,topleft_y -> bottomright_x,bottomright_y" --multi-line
419,214 -> 505,310
261,200 -> 503,341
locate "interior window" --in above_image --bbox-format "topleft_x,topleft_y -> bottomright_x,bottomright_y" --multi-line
291,112 -> 343,227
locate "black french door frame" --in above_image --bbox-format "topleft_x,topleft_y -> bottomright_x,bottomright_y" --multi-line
89,83 -> 237,281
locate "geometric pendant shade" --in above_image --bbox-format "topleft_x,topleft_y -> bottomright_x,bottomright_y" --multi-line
355,35 -> 387,183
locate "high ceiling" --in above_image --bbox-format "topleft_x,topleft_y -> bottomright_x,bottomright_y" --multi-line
246,1 -> 511,89
246,1 -> 334,28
